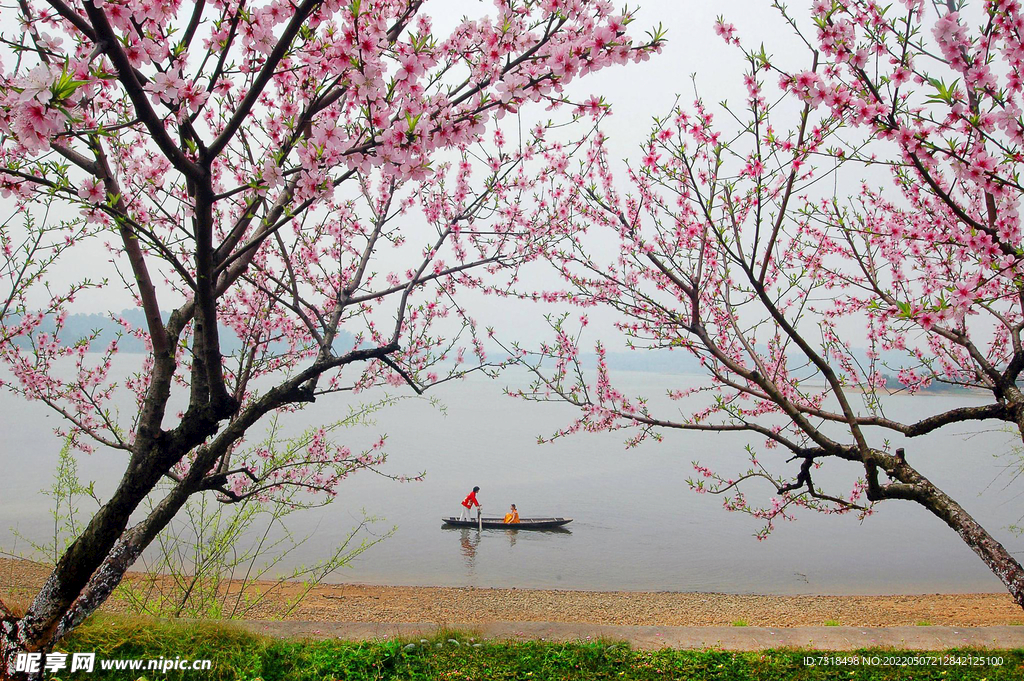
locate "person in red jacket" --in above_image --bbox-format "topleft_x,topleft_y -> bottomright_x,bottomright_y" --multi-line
459,486 -> 481,521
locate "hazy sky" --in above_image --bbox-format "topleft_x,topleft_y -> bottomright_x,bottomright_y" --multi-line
431,1 -> 822,348
459,0 -> 825,347
14,1 -> 830,348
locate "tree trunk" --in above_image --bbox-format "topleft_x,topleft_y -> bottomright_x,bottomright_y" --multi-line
915,472 -> 1024,608
1,612 -> 42,681
0,496 -> 198,680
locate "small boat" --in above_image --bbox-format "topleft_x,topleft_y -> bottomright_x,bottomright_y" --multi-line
442,516 -> 573,529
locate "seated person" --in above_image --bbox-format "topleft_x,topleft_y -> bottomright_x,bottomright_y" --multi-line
504,503 -> 520,524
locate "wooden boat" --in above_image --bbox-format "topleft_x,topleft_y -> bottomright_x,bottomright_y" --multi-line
442,516 -> 572,529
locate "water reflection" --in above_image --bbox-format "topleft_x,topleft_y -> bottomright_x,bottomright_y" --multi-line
444,525 -> 574,571
458,528 -> 479,570
499,527 -> 574,545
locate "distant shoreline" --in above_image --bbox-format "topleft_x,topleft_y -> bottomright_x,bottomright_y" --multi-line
828,383 -> 989,397
3,557 -> 1019,627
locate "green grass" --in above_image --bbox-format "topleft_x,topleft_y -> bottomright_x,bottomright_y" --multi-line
731,619 -> 748,627
51,614 -> 1024,681
823,620 -> 841,627
916,621 -> 933,626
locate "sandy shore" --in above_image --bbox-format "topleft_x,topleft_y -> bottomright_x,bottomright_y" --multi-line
2,557 -> 1021,627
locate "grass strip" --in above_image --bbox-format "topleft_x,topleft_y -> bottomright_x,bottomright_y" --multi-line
51,614 -> 1023,680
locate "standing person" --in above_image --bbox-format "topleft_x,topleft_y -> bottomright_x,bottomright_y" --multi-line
459,486 -> 481,520
504,504 -> 520,524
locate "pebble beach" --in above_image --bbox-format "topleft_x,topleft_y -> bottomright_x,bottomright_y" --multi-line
2,557 -> 1020,627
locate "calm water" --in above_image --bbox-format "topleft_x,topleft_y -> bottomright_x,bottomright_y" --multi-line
1,356 -> 1022,595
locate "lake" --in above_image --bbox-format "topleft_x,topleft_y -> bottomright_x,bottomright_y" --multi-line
1,356 -> 1021,595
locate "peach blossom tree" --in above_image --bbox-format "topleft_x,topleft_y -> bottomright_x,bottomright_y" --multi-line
511,0 -> 1024,608
0,0 -> 662,671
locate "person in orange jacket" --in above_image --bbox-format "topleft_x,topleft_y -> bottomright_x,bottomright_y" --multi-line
504,504 -> 520,524
459,486 -> 481,520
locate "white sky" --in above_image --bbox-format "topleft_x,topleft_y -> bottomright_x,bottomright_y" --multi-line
17,0 -> 842,348
457,0 -> 825,347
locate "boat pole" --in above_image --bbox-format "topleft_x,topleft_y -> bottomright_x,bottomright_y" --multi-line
477,506 -> 482,532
